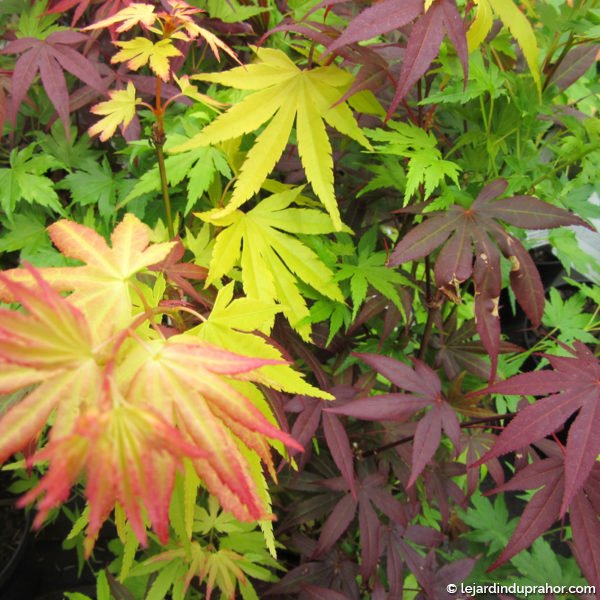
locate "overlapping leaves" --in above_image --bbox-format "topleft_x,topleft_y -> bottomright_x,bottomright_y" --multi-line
322,0 -> 468,116
201,187 -> 344,341
0,214 -> 309,549
388,179 -> 590,378
473,342 -> 600,516
327,353 -> 461,487
174,47 -> 371,229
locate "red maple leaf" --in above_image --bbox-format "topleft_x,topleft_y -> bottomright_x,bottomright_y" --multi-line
472,342 -> 600,515
322,0 -> 468,117
0,31 -> 104,134
388,179 -> 591,379
483,440 -> 600,589
326,353 -> 462,487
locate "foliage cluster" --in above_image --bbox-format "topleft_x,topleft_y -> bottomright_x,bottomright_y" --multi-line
0,0 -> 599,599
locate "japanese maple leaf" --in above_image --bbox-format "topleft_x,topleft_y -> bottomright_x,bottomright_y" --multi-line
0,214 -> 175,339
172,46 -> 372,230
121,335 -> 303,522
111,37 -> 181,81
388,179 -> 591,379
84,1 -> 237,63
46,0 -> 133,27
0,266 -> 104,464
472,341 -> 600,515
88,81 -> 141,141
19,402 -> 207,550
148,238 -> 208,306
323,0 -> 468,117
286,385 -> 359,495
312,472 -> 408,580
201,186 -> 344,341
0,31 -> 104,133
326,353 -> 461,487
482,441 -> 600,589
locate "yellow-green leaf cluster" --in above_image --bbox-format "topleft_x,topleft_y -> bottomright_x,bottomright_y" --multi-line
200,187 -> 345,340
173,47 -> 372,230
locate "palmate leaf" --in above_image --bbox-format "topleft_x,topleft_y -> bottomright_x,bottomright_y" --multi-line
0,266 -> 104,464
0,144 -> 64,219
482,443 -> 600,585
366,121 -> 461,202
120,336 -> 303,525
201,187 -> 344,341
472,342 -> 600,516
335,228 -> 414,319
191,283 -> 331,399
0,214 -> 174,339
173,47 -> 371,230
123,134 -> 232,215
112,38 -> 182,81
326,353 -> 461,487
18,402 -> 208,548
0,31 -> 104,133
311,472 -> 407,581
88,82 -> 141,142
388,179 -> 591,379
322,0 -> 468,117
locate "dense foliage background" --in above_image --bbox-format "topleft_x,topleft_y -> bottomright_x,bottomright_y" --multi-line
0,0 -> 599,599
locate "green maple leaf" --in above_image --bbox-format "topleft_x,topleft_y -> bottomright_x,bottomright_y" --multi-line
462,493 -> 517,555
366,121 -> 461,202
335,228 -> 414,319
0,212 -> 48,255
59,158 -> 125,218
542,287 -> 599,344
123,134 -> 232,215
201,187 -> 344,341
173,46 -> 372,230
0,144 -> 63,219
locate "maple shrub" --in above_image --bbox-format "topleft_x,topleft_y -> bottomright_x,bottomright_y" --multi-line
0,0 -> 599,599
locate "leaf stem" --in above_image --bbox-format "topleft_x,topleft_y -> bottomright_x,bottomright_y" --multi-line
358,413 -> 516,459
156,143 -> 175,239
152,76 -> 175,239
418,255 -> 434,360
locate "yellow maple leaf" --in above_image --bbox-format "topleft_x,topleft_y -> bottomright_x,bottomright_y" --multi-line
83,2 -> 157,33
172,47 -> 372,230
112,37 -> 181,81
200,186 -> 344,340
88,82 -> 141,142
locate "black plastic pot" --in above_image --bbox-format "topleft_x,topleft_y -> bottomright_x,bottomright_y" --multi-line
0,499 -> 32,598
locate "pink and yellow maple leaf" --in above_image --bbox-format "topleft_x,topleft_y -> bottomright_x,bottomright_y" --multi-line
0,215 -> 307,549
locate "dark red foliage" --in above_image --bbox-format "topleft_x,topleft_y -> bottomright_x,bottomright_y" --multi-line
388,180 -> 590,379
0,31 -> 104,134
472,342 -> 600,514
327,353 -> 461,487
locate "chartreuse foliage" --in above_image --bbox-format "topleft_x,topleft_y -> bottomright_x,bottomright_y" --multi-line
201,186 -> 344,341
0,0 -> 599,598
174,46 -> 373,230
